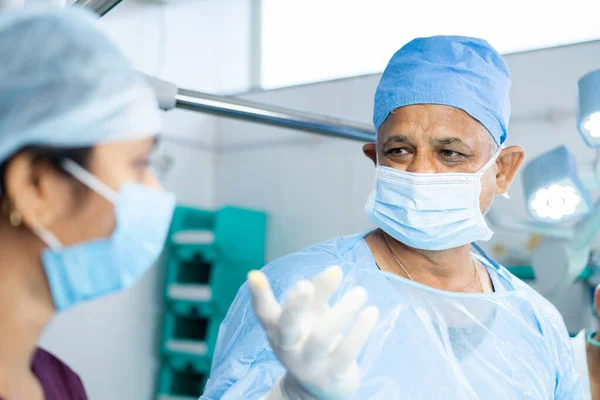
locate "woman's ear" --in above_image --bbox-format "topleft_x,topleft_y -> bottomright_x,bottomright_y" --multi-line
3,152 -> 73,229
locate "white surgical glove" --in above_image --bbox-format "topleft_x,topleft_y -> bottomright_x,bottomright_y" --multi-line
247,266 -> 379,400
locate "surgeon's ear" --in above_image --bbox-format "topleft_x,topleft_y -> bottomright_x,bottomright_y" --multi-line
495,146 -> 525,195
363,143 -> 377,165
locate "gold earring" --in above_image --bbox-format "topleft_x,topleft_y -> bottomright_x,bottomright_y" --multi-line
9,209 -> 21,227
2,197 -> 22,227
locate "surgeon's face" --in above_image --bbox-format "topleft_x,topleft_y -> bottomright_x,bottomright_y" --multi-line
363,104 -> 524,214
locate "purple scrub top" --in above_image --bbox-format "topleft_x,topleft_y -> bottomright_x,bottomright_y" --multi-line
0,348 -> 88,400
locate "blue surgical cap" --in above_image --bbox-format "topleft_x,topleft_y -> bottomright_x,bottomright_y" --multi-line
0,7 -> 161,164
373,36 -> 510,145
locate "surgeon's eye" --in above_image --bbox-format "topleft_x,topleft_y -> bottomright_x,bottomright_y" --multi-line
439,149 -> 465,162
385,147 -> 411,157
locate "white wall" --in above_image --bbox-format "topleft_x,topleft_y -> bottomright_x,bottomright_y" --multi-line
216,76 -> 377,260
216,41 -> 600,331
39,1 -> 251,399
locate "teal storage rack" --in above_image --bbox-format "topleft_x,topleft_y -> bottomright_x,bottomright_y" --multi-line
156,205 -> 267,400
506,265 -> 594,281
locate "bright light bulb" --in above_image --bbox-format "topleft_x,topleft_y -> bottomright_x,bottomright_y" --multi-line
583,112 -> 600,137
536,207 -> 549,218
547,196 -> 565,209
563,206 -> 577,216
536,188 -> 549,201
549,212 -> 563,220
531,184 -> 582,221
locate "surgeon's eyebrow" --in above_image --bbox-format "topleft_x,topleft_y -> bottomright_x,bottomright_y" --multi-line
382,135 -> 411,147
432,137 -> 473,152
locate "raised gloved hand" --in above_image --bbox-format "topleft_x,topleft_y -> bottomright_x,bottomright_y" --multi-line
247,266 -> 379,400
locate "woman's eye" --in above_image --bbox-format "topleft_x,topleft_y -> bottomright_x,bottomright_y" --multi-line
135,158 -> 151,169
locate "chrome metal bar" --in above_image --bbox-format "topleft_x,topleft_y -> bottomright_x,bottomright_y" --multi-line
72,0 -> 123,16
175,89 -> 376,142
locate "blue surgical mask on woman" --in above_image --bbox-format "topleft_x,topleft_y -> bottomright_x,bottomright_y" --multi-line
33,159 -> 176,311
365,148 -> 501,251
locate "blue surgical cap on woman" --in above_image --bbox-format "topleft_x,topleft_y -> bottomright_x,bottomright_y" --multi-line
0,7 -> 161,164
373,36 -> 511,145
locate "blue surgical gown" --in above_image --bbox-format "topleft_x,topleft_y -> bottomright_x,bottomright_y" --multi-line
201,233 -> 584,399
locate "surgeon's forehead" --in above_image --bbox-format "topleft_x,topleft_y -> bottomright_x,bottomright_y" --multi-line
378,104 -> 491,149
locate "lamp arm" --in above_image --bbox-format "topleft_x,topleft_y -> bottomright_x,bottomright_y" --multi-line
572,198 -> 600,249
486,209 -> 574,240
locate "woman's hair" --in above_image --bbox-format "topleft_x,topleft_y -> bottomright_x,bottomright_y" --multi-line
0,146 -> 93,199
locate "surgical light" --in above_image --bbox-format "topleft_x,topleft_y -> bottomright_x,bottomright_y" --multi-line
522,146 -> 593,223
578,69 -> 600,146
530,184 -> 580,220
582,112 -> 600,138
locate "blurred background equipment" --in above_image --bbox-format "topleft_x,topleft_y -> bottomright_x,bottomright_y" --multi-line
156,205 -> 266,399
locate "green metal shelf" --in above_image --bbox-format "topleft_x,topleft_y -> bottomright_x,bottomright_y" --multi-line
155,205 -> 267,400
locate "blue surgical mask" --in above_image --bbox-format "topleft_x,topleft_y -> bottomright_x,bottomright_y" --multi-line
33,159 -> 176,311
365,149 -> 502,251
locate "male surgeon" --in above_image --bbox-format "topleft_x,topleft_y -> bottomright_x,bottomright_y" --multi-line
201,36 -> 585,400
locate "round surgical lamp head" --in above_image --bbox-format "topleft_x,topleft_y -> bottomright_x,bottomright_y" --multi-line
522,146 -> 593,223
578,69 -> 600,147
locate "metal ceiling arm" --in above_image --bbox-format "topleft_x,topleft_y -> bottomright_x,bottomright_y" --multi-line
72,0 -> 123,16
175,89 -> 375,142
145,75 -> 376,143
144,75 -> 178,111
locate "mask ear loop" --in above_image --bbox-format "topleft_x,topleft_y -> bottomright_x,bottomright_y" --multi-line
32,160 -> 120,250
61,159 -> 119,204
476,146 -> 504,176
32,224 -> 63,250
478,145 -> 511,199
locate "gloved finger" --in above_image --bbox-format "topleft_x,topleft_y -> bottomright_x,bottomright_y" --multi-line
302,286 -> 368,363
248,270 -> 281,330
309,265 -> 343,312
328,306 -> 379,374
276,280 -> 315,349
